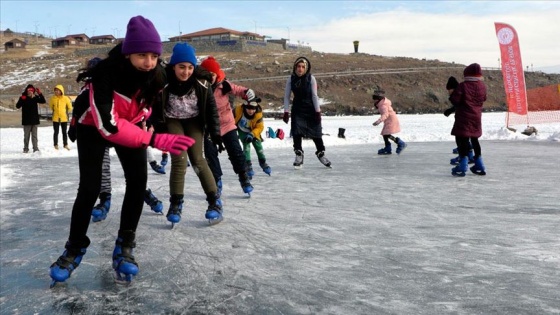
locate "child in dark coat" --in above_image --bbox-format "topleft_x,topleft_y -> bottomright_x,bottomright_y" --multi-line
449,63 -> 487,176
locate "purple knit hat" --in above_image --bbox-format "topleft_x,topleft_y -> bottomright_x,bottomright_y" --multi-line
122,16 -> 162,55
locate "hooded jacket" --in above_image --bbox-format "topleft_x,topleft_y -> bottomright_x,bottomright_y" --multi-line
49,85 -> 73,123
15,84 -> 46,125
373,97 -> 401,135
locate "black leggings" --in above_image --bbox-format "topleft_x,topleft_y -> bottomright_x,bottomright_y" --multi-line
293,135 -> 325,153
68,124 -> 147,247
455,136 -> 481,158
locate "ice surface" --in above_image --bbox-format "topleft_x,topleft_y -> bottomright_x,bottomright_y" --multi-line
1,114 -> 559,314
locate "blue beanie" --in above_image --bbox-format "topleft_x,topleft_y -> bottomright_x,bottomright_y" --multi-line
169,43 -> 197,66
122,16 -> 162,55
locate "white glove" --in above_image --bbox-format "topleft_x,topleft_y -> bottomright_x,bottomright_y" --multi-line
245,89 -> 255,101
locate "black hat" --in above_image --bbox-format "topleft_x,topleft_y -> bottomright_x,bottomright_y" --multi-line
446,76 -> 459,90
372,89 -> 385,100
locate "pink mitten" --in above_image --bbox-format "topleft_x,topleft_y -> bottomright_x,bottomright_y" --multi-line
151,133 -> 195,155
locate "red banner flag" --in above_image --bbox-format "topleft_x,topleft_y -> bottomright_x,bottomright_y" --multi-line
495,22 -> 528,116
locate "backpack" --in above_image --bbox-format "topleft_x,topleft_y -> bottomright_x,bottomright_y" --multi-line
267,126 -> 276,138
276,128 -> 285,140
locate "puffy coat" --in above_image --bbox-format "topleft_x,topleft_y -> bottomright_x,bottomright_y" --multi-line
374,97 -> 401,135
49,85 -> 73,123
212,79 -> 249,136
450,79 -> 487,137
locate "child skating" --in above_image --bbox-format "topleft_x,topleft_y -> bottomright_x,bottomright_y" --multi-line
234,97 -> 271,178
371,90 -> 407,155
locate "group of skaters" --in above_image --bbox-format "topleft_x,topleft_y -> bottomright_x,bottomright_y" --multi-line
41,15 -> 486,287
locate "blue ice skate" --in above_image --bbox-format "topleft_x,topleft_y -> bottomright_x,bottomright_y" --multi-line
396,138 -> 407,154
259,159 -> 272,175
112,231 -> 138,283
91,194 -> 111,222
451,156 -> 468,177
49,239 -> 90,288
144,189 -> 163,214
239,173 -> 253,196
167,195 -> 184,228
205,194 -> 223,225
160,153 -> 169,167
149,161 -> 165,174
377,145 -> 392,155
470,157 -> 487,175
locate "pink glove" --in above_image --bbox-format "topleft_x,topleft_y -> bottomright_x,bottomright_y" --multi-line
151,133 -> 195,155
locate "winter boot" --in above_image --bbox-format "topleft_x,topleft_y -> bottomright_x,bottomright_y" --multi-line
259,158 -> 272,175
452,147 -> 459,154
205,193 -> 223,225
451,156 -> 469,177
378,144 -> 392,155
246,161 -> 255,179
92,193 -> 111,222
470,156 -> 487,175
293,150 -> 304,168
338,128 -> 346,139
112,230 -> 139,282
239,172 -> 254,195
396,138 -> 407,154
167,194 -> 184,224
49,238 -> 91,287
144,189 -> 163,214
149,161 -> 166,174
316,151 -> 332,168
160,153 -> 169,167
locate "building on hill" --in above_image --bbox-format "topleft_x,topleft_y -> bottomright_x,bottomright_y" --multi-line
166,27 -> 311,54
89,35 -> 116,45
169,27 -> 265,42
4,38 -> 26,50
52,34 -> 90,48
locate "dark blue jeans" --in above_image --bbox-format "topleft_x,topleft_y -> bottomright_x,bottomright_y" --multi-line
204,129 -> 247,182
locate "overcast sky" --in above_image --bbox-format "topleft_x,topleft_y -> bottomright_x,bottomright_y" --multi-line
1,1 -> 559,69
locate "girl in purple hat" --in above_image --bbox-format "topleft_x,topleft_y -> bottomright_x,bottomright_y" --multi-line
49,16 -> 195,286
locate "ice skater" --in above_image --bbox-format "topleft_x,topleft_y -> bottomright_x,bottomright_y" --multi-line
371,90 -> 407,155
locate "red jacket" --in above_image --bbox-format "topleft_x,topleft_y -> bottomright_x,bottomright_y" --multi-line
450,78 -> 487,137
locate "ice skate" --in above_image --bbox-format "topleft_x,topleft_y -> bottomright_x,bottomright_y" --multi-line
205,193 -> 223,225
91,193 -> 111,222
451,156 -> 468,177
49,239 -> 90,287
377,145 -> 392,155
160,153 -> 169,167
246,161 -> 255,179
144,189 -> 163,214
166,195 -> 184,228
396,138 -> 407,154
112,231 -> 138,284
259,158 -> 272,175
293,150 -> 304,169
316,151 -> 332,168
239,172 -> 253,196
470,157 -> 486,175
149,161 -> 165,174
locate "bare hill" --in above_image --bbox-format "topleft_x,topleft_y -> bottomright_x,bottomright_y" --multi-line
2,39 -> 559,117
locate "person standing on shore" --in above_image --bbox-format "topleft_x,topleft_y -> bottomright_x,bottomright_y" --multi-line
16,84 -> 46,153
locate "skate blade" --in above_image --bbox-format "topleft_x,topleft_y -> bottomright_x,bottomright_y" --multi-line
114,271 -> 134,285
208,216 -> 224,226
50,279 -> 62,288
294,165 -> 303,170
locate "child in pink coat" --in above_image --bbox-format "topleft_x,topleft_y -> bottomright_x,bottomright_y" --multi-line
372,90 -> 407,155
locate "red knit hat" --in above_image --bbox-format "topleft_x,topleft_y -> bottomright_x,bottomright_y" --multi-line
463,63 -> 482,77
200,56 -> 221,75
